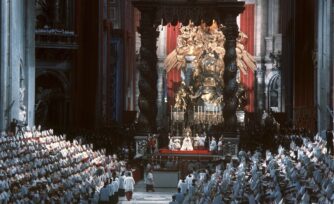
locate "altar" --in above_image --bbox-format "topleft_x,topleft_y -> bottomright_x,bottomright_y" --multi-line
132,0 -> 255,166
161,19 -> 254,155
152,169 -> 179,188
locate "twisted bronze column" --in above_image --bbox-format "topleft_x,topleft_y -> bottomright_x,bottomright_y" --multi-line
223,14 -> 239,132
137,9 -> 159,132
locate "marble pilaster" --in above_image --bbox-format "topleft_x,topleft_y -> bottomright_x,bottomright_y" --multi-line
156,25 -> 167,129
0,0 -> 10,131
268,0 -> 280,36
9,0 -> 23,124
254,0 -> 268,116
255,0 -> 268,59
25,0 -> 36,127
256,65 -> 266,114
265,36 -> 274,60
317,0 -> 333,131
273,34 -> 282,53
0,0 -> 35,131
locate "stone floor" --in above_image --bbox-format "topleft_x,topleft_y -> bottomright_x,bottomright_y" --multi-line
119,180 -> 175,204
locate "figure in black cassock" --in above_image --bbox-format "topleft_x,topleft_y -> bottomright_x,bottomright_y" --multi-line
326,129 -> 333,155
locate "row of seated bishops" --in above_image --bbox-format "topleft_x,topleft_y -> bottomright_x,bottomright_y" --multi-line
168,133 -> 230,154
0,128 -> 128,203
169,133 -> 334,204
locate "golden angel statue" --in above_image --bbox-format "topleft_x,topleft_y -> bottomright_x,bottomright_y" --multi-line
164,20 -> 256,76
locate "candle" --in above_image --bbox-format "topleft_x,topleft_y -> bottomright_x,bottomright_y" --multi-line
198,106 -> 200,121
177,107 -> 179,121
203,106 -> 205,121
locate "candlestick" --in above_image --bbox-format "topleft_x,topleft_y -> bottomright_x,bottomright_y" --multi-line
202,106 -> 204,121
198,106 -> 201,121
176,107 -> 178,121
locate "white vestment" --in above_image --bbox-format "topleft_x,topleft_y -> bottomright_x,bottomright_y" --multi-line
181,137 -> 193,151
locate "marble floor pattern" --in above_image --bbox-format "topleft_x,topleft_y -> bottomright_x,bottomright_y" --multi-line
119,180 -> 174,204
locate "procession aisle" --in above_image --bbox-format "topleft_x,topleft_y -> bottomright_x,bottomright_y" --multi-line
119,180 -> 174,204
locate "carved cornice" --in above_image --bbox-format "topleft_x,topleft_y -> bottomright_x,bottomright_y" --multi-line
35,32 -> 78,50
132,0 -> 245,26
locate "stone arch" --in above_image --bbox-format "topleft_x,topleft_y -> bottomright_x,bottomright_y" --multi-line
35,70 -> 70,130
266,72 -> 281,112
35,70 -> 70,94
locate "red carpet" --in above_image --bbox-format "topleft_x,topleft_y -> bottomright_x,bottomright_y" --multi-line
159,148 -> 212,155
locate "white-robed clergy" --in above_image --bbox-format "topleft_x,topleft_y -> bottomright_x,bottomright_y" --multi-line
209,137 -> 217,152
123,172 -> 135,201
193,134 -> 201,149
199,133 -> 206,149
181,135 -> 193,151
178,179 -> 188,194
99,183 -> 111,202
185,173 -> 194,189
107,180 -> 115,198
218,135 -> 224,153
173,138 -> 181,150
168,136 -> 175,150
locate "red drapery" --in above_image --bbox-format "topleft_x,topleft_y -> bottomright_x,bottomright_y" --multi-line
240,4 -> 255,112
166,23 -> 181,106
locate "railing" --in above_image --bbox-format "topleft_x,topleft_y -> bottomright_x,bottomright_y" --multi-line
35,29 -> 78,49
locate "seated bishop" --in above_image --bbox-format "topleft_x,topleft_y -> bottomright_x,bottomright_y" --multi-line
300,191 -> 310,204
209,137 -> 217,152
173,138 -> 181,150
218,136 -> 223,153
168,135 -> 175,150
181,136 -> 193,151
193,134 -> 201,150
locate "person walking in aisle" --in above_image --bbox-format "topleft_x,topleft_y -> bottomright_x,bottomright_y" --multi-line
146,169 -> 155,192
124,172 -> 135,201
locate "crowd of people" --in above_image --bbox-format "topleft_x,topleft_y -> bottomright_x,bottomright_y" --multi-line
240,124 -> 315,153
0,128 -> 137,203
2,121 -> 334,203
65,126 -> 135,159
170,132 -> 334,203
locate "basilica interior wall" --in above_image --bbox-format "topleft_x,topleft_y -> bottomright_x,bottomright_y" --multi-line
73,0 -> 99,129
316,0 -> 333,131
0,0 -> 332,134
293,0 -> 316,130
0,0 -> 35,131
